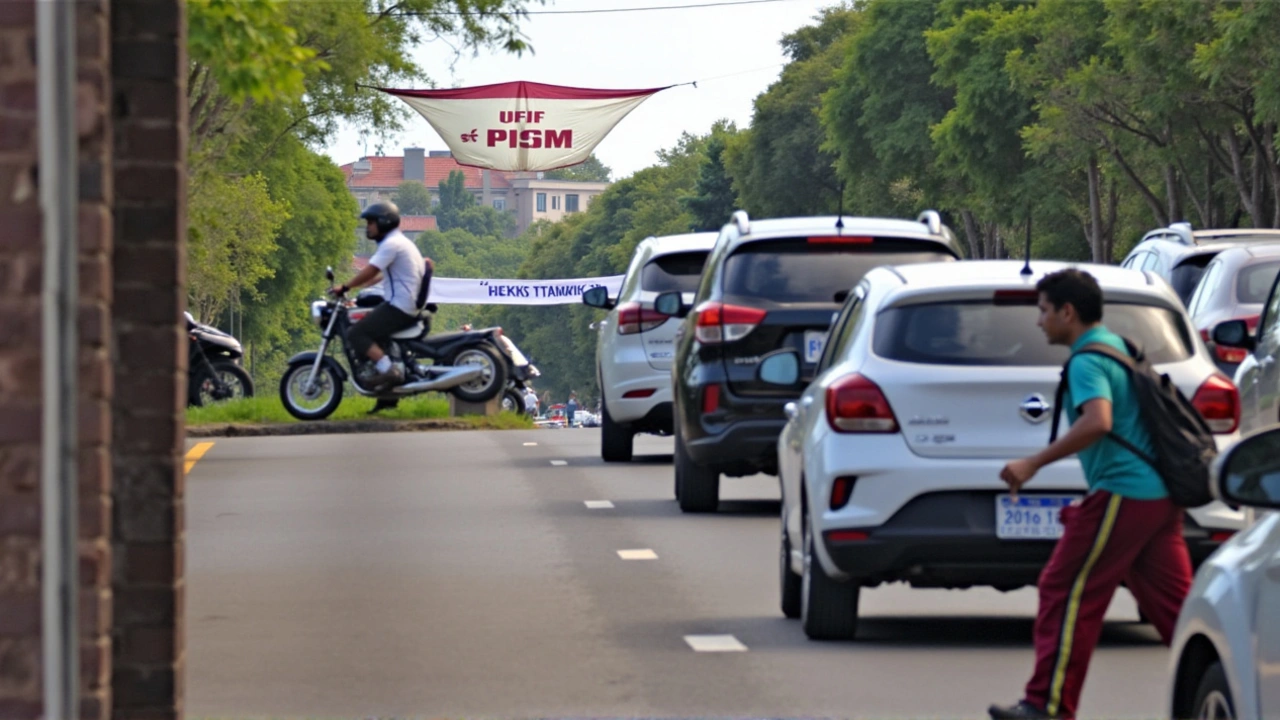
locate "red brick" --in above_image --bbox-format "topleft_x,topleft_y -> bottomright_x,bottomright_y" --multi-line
0,163 -> 37,210
115,166 -> 179,203
80,587 -> 110,635
79,203 -> 110,253
0,492 -> 37,536
0,446 -> 37,493
79,255 -> 110,303
79,446 -> 109,495
76,4 -> 106,63
0,207 -> 39,249
112,289 -> 181,327
80,352 -> 112,399
0,78 -> 35,113
0,114 -> 33,151
111,586 -> 173,626
0,699 -> 41,719
112,371 -> 182,416
79,394 -> 110,445
111,456 -> 179,501
0,589 -> 38,633
120,543 -> 174,585
79,492 -> 109,539
81,637 -> 110,691
79,541 -> 109,587
112,1 -> 180,41
0,402 -> 40,444
0,252 -> 43,297
0,299 -> 40,341
112,244 -> 180,288
0,636 -> 39,697
0,0 -> 34,29
115,205 -> 178,247
115,125 -> 178,164
79,302 -> 108,346
113,80 -> 180,124
118,626 -> 173,665
112,498 -> 175,542
0,538 -> 37,590
0,352 -> 41,400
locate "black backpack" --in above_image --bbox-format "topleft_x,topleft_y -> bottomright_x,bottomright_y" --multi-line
1049,338 -> 1216,508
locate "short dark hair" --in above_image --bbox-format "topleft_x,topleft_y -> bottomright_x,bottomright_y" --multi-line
1036,268 -> 1103,324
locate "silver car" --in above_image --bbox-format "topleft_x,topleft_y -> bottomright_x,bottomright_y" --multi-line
1185,244 -> 1280,377
1121,223 -> 1280,305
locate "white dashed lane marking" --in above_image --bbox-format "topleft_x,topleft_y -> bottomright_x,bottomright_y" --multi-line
523,442 -> 538,446
684,634 -> 748,652
550,460 -> 568,466
616,549 -> 658,560
584,501 -> 615,509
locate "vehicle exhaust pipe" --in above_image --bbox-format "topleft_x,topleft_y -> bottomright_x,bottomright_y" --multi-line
391,365 -> 485,394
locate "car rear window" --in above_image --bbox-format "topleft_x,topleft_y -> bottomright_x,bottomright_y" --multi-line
723,238 -> 953,304
1170,254 -> 1217,303
1237,260 -> 1280,303
873,301 -> 1194,366
641,251 -> 708,294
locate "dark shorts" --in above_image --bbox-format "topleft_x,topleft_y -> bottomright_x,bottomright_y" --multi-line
348,303 -> 417,356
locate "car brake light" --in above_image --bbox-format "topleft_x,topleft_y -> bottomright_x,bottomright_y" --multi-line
1192,375 -> 1239,434
1214,344 -> 1249,364
694,302 -> 766,344
993,289 -> 1039,305
830,477 -> 855,510
702,384 -> 720,414
1209,531 -> 1235,543
1200,328 -> 1212,343
826,374 -> 898,433
808,235 -> 873,244
617,301 -> 668,335
825,530 -> 869,542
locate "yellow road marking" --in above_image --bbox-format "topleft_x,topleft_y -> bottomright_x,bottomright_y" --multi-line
184,442 -> 215,474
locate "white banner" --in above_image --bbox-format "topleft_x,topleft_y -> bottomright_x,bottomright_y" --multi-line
429,275 -> 625,305
378,81 -> 669,172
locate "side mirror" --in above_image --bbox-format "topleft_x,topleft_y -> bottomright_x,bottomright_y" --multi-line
1216,426 -> 1280,510
1213,319 -> 1255,351
325,266 -> 335,282
654,291 -> 688,318
758,351 -> 800,386
582,286 -> 614,310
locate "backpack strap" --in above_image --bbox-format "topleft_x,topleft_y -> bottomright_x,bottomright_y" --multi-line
1047,339 -> 1158,467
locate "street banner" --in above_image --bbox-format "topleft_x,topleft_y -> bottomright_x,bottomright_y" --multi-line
377,81 -> 669,172
429,274 -> 625,305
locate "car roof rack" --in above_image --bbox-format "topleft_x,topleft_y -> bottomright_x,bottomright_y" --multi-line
917,209 -> 943,236
731,209 -> 750,236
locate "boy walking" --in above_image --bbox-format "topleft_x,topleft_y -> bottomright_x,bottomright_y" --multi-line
989,269 -> 1193,720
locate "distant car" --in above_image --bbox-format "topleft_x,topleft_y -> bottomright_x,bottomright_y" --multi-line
772,260 -> 1245,640
584,232 -> 718,461
1120,222 -> 1280,305
1184,244 -> 1280,377
1167,426 -> 1280,720
655,210 -> 963,513
1216,268 -> 1280,437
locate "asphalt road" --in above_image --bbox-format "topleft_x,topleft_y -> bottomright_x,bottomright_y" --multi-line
186,428 -> 1171,719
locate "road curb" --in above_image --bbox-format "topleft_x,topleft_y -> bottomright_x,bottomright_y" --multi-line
187,418 -> 477,438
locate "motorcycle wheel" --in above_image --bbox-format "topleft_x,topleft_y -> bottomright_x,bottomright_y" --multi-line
196,360 -> 254,406
447,343 -> 508,403
279,361 -> 344,420
502,387 -> 524,413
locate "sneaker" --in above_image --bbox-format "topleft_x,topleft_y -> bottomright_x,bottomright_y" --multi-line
365,365 -> 404,392
989,701 -> 1053,719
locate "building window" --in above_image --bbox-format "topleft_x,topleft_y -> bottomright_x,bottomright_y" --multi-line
493,197 -> 506,211
359,197 -> 368,209
565,194 -> 579,213
552,195 -> 560,211
536,193 -> 547,212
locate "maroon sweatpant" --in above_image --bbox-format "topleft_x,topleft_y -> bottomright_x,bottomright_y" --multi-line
1023,490 -> 1193,718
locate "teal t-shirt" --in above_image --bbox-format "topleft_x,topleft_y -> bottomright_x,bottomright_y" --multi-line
1064,326 -> 1167,500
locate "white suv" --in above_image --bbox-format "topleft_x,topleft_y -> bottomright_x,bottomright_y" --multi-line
768,260 -> 1246,640
583,232 -> 717,461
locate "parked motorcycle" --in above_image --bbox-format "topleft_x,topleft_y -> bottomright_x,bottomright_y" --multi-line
278,267 -> 509,421
186,311 -> 253,407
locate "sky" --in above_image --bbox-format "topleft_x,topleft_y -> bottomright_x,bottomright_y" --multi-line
320,0 -> 837,180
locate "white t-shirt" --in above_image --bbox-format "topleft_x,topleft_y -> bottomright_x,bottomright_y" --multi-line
367,229 -> 425,315
524,391 -> 538,412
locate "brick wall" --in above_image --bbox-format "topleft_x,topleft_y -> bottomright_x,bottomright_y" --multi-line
109,1 -> 188,718
0,0 -> 115,718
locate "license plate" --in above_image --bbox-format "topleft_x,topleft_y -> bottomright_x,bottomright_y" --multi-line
804,330 -> 827,364
995,495 -> 1079,540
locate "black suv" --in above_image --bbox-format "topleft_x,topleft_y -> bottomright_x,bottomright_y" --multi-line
654,210 -> 963,513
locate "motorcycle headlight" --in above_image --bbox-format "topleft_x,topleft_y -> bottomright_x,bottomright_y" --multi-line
310,300 -> 328,328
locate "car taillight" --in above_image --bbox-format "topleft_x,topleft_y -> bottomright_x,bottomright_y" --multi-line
824,530 -> 869,542
1192,375 -> 1239,434
617,302 -> 668,335
826,374 -> 898,433
694,302 -> 766,344
702,384 -> 721,414
1209,531 -> 1235,543
1214,344 -> 1249,364
830,476 -> 855,510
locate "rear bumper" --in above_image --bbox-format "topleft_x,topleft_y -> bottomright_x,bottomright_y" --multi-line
601,364 -> 672,424
821,491 -> 1227,590
686,417 -> 786,476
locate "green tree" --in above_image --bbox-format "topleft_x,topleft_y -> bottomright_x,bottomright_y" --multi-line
683,121 -> 739,231
543,154 -> 612,182
436,170 -> 476,231
393,180 -> 434,215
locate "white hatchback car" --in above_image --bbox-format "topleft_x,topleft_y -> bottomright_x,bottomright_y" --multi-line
769,260 -> 1246,640
1167,428 -> 1280,720
583,232 -> 717,461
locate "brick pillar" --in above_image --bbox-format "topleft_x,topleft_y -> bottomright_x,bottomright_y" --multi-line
0,0 -> 115,718
109,1 -> 187,719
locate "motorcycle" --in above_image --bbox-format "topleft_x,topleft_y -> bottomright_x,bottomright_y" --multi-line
278,267 -> 510,421
186,311 -> 253,407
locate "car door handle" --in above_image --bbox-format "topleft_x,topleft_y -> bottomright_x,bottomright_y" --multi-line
801,396 -> 814,407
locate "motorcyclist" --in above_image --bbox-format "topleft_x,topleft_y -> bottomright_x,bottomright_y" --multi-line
331,201 -> 425,390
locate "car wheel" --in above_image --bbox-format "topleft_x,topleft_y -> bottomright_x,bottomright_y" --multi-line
1192,661 -> 1234,720
601,397 -> 633,462
675,430 -> 718,513
780,515 -> 801,619
801,511 -> 859,640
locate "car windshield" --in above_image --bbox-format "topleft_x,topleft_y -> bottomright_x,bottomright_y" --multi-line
640,251 -> 709,294
1170,254 -> 1216,304
873,301 -> 1193,366
723,238 -> 953,304
1237,260 -> 1280,303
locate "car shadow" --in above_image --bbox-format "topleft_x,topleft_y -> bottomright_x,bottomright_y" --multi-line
629,453 -> 674,465
848,615 -> 1161,648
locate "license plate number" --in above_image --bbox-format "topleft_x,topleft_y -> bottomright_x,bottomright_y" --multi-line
995,495 -> 1079,540
804,330 -> 827,364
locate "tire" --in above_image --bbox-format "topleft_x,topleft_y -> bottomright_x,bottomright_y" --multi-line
675,430 -> 719,513
197,360 -> 253,406
601,398 -> 634,462
279,361 -> 344,421
448,343 -> 508,403
780,515 -> 802,619
801,512 -> 860,640
501,387 -> 524,413
1191,662 -> 1235,720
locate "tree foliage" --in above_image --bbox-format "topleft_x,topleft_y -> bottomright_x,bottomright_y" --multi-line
543,154 -> 613,182
683,121 -> 740,231
393,181 -> 434,215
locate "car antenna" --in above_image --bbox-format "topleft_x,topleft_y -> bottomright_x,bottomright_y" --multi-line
1020,208 -> 1033,276
835,181 -> 845,235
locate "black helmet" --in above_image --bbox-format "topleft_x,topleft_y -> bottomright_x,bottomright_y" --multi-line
360,201 -> 401,237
